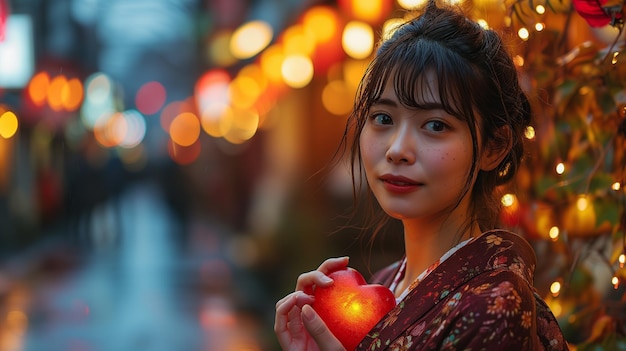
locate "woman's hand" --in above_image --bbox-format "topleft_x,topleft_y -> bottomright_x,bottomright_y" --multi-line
274,257 -> 350,351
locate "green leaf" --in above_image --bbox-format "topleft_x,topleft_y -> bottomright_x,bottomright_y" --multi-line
597,90 -> 616,116
589,172 -> 616,193
594,197 -> 620,228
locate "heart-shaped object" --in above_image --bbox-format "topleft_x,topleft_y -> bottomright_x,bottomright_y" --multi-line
312,267 -> 396,350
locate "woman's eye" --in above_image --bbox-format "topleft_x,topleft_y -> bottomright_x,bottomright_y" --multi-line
425,120 -> 447,132
372,113 -> 393,125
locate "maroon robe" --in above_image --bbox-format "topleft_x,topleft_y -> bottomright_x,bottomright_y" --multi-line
359,230 -> 569,351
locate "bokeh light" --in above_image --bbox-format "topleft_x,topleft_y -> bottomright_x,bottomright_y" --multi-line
27,71 -> 50,107
63,78 -> 84,111
222,106 -> 259,144
94,112 -> 126,148
81,73 -> 116,130
0,109 -> 18,139
47,75 -> 68,112
281,54 -> 314,88
195,69 -> 231,122
339,0 -> 393,24
301,6 -> 339,44
397,0 -> 428,9
118,110 -> 147,149
342,21 -> 374,59
282,24 -> 315,56
230,20 -> 273,60
136,81 -> 166,115
322,80 -> 353,115
259,44 -> 286,84
170,112 -> 201,147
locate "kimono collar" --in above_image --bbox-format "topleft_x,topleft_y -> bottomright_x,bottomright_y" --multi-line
359,230 -> 537,350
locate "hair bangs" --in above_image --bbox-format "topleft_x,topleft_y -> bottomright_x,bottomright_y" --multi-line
391,40 -> 476,122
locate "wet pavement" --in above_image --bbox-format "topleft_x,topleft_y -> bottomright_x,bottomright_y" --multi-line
0,180 -> 278,351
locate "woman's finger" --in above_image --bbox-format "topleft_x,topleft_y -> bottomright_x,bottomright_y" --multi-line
317,256 -> 350,274
295,257 -> 350,293
275,292 -> 314,335
302,305 -> 345,351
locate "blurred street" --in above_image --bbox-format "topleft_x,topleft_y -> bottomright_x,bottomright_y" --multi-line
0,179 -> 280,351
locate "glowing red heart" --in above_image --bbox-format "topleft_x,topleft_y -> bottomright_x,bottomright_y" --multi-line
312,267 -> 396,350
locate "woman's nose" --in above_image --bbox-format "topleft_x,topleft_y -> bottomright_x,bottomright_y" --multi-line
385,127 -> 416,164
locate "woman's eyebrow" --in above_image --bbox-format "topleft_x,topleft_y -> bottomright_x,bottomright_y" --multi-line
374,97 -> 446,111
372,97 -> 398,107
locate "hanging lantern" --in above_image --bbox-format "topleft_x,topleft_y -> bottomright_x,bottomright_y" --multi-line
0,0 -> 8,42
572,0 -> 624,27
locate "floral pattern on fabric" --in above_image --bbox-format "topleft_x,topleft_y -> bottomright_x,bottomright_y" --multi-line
361,230 -> 569,351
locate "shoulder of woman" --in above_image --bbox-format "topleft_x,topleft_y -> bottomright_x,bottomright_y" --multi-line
434,270 -> 537,347
442,268 -> 536,324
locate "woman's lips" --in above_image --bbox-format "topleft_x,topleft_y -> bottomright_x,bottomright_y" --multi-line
380,175 -> 421,194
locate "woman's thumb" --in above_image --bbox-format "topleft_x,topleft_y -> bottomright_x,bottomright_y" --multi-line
301,305 -> 345,351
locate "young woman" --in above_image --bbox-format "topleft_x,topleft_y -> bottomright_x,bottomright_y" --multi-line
274,1 -> 568,350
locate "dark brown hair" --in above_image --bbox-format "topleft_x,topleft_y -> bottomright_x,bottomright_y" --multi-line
341,1 -> 531,238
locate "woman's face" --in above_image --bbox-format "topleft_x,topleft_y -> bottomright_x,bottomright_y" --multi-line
359,73 -> 478,223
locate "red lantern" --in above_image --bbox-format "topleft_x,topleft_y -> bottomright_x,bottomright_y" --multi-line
572,0 -> 624,27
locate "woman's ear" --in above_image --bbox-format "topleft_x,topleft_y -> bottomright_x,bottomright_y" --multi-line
480,126 -> 512,172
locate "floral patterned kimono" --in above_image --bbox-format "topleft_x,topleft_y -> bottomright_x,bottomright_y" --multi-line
359,230 -> 569,351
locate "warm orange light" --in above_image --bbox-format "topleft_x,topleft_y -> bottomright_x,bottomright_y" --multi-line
342,21 -> 374,59
339,0 -> 393,24
282,24 -> 315,56
524,126 -> 535,139
47,75 -> 68,111
28,71 -> 50,106
222,107 -> 259,144
230,75 -> 260,109
498,193 -> 520,227
301,6 -> 339,44
94,112 -> 125,148
301,6 -> 345,74
550,281 -> 561,297
322,80 -> 353,115
281,54 -> 314,88
230,20 -> 273,60
518,27 -> 530,41
548,226 -> 559,241
0,110 -> 18,139
555,162 -> 565,175
62,78 -> 84,111
201,104 -> 230,138
170,112 -> 201,147
259,44 -> 286,84
397,0 -> 428,9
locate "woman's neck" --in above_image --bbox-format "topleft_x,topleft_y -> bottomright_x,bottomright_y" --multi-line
398,215 -> 479,293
